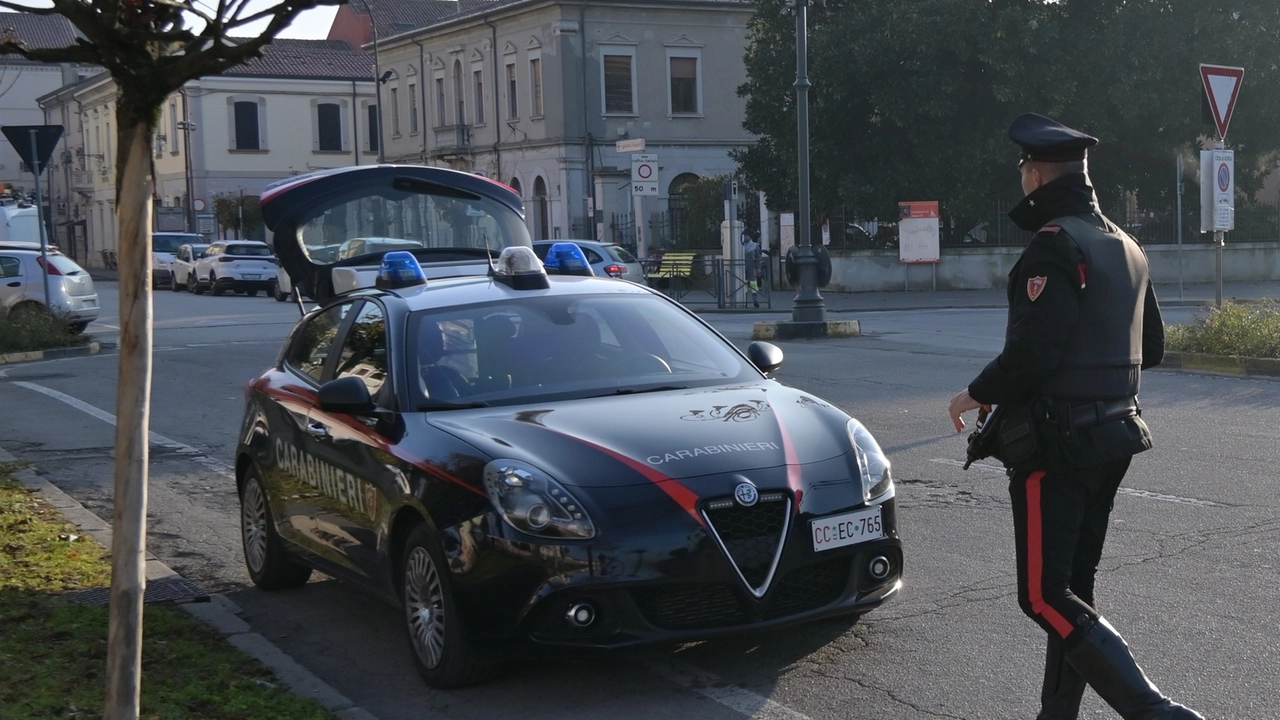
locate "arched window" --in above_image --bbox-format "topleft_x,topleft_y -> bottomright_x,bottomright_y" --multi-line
533,176 -> 549,241
509,177 -> 522,196
668,172 -> 700,197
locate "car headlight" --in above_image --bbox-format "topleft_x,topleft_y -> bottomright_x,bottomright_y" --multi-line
483,459 -> 596,539
848,419 -> 893,501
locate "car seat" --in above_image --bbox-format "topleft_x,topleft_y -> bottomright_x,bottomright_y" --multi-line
419,324 -> 470,401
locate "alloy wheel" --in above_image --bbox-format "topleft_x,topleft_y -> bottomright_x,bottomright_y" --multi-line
405,546 -> 446,669
241,479 -> 269,573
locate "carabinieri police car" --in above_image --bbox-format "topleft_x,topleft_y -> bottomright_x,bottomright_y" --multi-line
237,165 -> 902,687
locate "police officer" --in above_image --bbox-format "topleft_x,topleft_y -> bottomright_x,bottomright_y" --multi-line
947,114 -> 1203,720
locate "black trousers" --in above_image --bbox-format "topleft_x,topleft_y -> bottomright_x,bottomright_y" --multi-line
1008,457 -> 1131,642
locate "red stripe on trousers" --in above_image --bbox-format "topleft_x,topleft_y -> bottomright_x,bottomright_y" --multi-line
1026,471 -> 1076,638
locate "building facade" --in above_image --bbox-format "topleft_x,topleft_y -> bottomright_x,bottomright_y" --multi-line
358,0 -> 754,248
37,39 -> 375,266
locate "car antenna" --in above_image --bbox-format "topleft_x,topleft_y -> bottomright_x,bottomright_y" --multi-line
482,232 -> 497,276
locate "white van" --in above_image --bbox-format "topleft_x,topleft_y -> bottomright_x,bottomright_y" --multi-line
0,205 -> 40,244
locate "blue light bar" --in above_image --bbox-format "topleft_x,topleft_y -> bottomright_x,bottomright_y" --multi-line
543,242 -> 595,276
376,251 -> 427,290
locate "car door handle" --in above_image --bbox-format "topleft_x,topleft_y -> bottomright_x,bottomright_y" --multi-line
305,422 -> 331,441
5,281 -> 19,287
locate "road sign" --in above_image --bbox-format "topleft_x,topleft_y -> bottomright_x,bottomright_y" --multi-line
1200,64 -> 1244,140
631,153 -> 659,195
616,138 -> 645,153
1200,150 -> 1234,232
2,125 -> 64,171
898,201 -> 940,264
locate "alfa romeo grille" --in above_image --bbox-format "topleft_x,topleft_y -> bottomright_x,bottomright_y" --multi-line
632,583 -> 747,630
702,492 -> 790,597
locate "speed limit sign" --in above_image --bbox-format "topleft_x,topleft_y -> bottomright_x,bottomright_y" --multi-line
631,153 -> 659,195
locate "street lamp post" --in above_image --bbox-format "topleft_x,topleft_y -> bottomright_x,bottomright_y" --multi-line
178,90 -> 197,233
789,0 -> 826,323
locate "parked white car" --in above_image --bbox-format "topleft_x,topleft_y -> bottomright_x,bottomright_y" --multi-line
0,242 -> 99,333
531,240 -> 643,280
190,240 -> 277,297
152,232 -> 204,289
170,242 -> 211,291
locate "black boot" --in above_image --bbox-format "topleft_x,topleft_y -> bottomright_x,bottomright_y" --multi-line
1038,634 -> 1086,719
1064,617 -> 1204,720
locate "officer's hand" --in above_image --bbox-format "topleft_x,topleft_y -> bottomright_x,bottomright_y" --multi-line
948,390 -> 990,433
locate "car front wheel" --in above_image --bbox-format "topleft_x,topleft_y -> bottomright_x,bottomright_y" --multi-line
402,523 -> 497,688
211,272 -> 225,296
240,467 -> 312,590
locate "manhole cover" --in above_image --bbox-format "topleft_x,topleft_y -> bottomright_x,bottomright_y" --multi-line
64,576 -> 209,606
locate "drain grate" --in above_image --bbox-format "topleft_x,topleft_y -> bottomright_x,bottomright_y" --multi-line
64,577 -> 209,606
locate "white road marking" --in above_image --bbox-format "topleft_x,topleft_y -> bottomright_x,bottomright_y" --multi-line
13,381 -> 234,478
642,656 -> 813,720
927,459 -> 1222,507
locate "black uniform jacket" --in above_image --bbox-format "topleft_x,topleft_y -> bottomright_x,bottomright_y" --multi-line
968,174 -> 1164,406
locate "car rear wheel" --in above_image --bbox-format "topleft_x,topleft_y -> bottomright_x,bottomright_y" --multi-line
274,283 -> 289,302
402,523 -> 497,688
246,289 -> 258,297
210,272 -> 225,296
68,321 -> 89,335
239,467 -> 312,590
192,273 -> 205,294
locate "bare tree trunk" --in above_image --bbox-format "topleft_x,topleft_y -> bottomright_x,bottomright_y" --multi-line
105,118 -> 155,720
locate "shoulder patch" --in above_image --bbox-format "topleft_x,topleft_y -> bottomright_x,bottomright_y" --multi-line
1038,225 -> 1062,235
1027,276 -> 1048,302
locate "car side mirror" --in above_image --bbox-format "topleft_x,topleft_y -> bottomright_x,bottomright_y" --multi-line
747,341 -> 784,374
317,376 -> 376,414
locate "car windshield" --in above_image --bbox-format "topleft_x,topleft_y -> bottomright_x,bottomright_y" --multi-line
226,244 -> 272,257
153,234 -> 200,253
295,184 -> 529,266
408,293 -> 756,406
606,245 -> 637,262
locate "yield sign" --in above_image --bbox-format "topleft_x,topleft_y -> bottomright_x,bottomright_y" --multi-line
1,124 -> 64,172
1200,64 -> 1244,140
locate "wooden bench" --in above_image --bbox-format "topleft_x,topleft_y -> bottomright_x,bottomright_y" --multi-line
644,252 -> 697,281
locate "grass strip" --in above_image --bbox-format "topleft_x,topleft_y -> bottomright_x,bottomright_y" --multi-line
0,470 -> 335,720
1166,300 -> 1280,359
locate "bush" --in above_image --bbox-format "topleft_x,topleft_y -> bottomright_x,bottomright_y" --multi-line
1166,301 -> 1280,358
0,306 -> 89,354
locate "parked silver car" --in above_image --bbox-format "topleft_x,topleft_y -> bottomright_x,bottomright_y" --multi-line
0,242 -> 99,333
531,240 -> 643,280
152,232 -> 205,289
190,240 -> 277,296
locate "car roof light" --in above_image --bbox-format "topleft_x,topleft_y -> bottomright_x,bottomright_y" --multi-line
492,246 -> 549,290
542,242 -> 594,276
376,251 -> 428,290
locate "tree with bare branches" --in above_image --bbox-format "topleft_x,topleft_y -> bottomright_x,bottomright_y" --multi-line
0,1 -> 338,717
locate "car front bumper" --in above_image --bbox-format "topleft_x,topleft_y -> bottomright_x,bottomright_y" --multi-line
445,491 -> 902,650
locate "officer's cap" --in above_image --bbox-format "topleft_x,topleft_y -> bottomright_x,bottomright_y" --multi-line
1009,113 -> 1098,165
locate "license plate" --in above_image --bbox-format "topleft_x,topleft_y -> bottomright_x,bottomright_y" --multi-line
242,274 -> 260,280
811,506 -> 883,552
83,299 -> 96,307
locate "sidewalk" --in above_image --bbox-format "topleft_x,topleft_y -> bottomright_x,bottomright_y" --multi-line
751,280 -> 1280,314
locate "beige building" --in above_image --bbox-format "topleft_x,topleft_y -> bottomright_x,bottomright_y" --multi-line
37,40 -> 375,266
345,0 -> 755,245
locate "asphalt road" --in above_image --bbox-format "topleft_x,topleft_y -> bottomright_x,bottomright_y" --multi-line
1,285 -> 1275,720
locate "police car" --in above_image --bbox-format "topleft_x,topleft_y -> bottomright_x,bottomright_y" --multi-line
237,165 -> 902,687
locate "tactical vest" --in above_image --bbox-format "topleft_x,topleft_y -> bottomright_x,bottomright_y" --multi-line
1033,215 -> 1148,400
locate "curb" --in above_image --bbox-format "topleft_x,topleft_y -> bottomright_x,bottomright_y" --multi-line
0,341 -> 101,365
1157,351 -> 1280,379
0,446 -> 379,720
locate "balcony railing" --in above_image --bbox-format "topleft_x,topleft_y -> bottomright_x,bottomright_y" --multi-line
431,125 -> 472,156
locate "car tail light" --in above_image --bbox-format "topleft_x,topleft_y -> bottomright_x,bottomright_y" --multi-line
36,257 -> 63,275
219,256 -> 235,263
604,264 -> 625,277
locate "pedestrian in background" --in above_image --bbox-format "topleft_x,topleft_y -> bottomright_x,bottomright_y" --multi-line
741,230 -> 762,308
947,113 -> 1203,720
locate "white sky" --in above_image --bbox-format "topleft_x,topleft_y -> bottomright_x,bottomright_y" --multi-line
3,2 -> 339,41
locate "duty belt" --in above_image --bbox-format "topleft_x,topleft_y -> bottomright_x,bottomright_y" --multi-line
1060,397 -> 1140,428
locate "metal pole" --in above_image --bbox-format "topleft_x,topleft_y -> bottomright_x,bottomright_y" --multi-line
790,0 -> 825,323
1215,139 -> 1225,307
181,90 -> 195,234
29,129 -> 51,308
365,0 -> 386,164
1175,155 -> 1184,300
